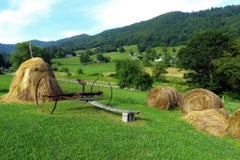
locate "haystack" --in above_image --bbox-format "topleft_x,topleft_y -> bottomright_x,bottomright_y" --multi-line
183,108 -> 231,136
147,86 -> 182,110
1,57 -> 63,103
227,110 -> 240,138
180,88 -> 223,114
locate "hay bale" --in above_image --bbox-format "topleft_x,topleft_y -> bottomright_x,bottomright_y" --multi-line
183,108 -> 231,136
181,88 -> 223,114
1,57 -> 63,103
147,86 -> 182,110
227,110 -> 240,138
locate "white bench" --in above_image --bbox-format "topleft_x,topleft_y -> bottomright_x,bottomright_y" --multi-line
89,101 -> 141,122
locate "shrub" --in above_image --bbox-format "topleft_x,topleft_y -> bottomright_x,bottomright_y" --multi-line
61,67 -> 69,73
77,68 -> 83,74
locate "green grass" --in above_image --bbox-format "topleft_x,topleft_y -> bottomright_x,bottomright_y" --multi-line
123,45 -> 140,54
51,45 -> 186,80
153,45 -> 184,56
1,74 -> 240,159
52,57 -> 116,81
93,52 -> 130,61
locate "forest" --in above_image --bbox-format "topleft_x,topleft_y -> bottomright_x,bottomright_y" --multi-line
44,5 -> 240,54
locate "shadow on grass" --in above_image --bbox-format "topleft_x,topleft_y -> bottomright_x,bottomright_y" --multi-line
0,89 -> 9,93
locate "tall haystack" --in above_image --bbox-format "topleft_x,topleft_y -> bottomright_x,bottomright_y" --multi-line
147,86 -> 182,110
180,88 -> 223,114
1,57 -> 63,103
183,108 -> 231,136
227,110 -> 240,138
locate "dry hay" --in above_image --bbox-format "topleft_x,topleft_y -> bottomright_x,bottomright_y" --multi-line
227,110 -> 240,138
180,88 -> 224,114
147,86 -> 182,110
183,108 -> 231,136
1,57 -> 63,103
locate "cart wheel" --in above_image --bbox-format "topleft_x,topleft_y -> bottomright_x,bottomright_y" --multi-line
91,77 -> 113,106
35,75 -> 58,114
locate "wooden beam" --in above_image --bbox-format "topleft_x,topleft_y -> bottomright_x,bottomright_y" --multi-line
89,101 -> 141,122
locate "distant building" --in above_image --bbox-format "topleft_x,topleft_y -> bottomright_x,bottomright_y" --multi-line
65,53 -> 73,57
154,58 -> 162,62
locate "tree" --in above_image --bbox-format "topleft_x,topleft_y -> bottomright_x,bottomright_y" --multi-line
0,52 -> 5,67
142,54 -> 151,67
177,30 -> 230,91
116,59 -> 141,89
96,54 -> 110,63
135,72 -> 153,91
0,51 -> 10,69
10,42 -> 51,70
148,49 -> 157,61
80,53 -> 91,65
214,55 -> 240,94
95,47 -> 104,54
77,68 -> 84,74
55,48 -> 65,58
115,59 -> 153,90
118,46 -> 125,53
163,51 -> 172,67
213,38 -> 240,95
152,62 -> 168,82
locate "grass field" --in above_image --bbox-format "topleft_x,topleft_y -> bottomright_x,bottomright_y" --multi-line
1,73 -> 240,159
1,46 -> 240,159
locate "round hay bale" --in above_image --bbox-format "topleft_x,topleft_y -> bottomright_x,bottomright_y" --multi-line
181,88 -> 224,114
227,110 -> 240,138
183,108 -> 231,136
147,86 -> 182,110
1,57 -> 63,103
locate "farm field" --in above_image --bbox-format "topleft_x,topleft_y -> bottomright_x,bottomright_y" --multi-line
1,68 -> 240,159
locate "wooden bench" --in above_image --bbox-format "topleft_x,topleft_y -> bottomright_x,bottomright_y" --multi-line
89,101 -> 141,122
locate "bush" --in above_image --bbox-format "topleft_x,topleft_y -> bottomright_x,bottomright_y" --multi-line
66,72 -> 72,77
61,67 -> 69,73
77,68 -> 83,74
0,67 -> 4,75
52,66 -> 58,71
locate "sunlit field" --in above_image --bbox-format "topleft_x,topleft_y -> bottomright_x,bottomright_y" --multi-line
1,67 -> 240,159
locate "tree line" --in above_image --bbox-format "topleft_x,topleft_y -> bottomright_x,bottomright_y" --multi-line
177,30 -> 240,97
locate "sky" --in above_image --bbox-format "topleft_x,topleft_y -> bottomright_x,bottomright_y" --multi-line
0,0 -> 239,44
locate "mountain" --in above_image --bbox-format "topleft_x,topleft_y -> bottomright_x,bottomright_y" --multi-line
0,34 -> 90,54
0,43 -> 15,54
1,5 -> 240,54
47,5 -> 240,53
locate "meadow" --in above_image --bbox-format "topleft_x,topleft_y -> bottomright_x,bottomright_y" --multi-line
1,56 -> 240,159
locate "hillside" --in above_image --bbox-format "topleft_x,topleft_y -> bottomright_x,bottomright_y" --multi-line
1,5 -> 240,54
46,5 -> 240,53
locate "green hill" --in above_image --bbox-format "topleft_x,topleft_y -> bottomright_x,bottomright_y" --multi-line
46,5 -> 240,53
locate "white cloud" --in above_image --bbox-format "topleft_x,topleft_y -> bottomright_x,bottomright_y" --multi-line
0,0 -> 232,44
0,0 -> 62,43
93,0 -> 225,29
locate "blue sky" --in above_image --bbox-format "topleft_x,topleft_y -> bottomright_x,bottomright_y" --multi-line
0,0 -> 239,44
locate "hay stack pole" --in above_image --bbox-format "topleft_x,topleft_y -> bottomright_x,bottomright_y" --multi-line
1,57 -> 63,103
29,42 -> 33,58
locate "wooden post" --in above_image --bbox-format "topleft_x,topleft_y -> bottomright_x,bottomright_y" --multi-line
29,42 -> 33,58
